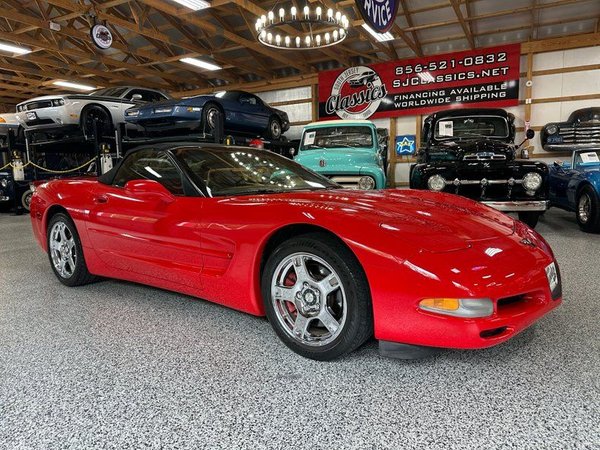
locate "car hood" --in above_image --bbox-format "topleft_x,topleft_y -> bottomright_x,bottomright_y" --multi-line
431,139 -> 516,160
231,189 -> 515,252
295,148 -> 377,168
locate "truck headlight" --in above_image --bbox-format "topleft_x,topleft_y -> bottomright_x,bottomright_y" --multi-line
0,179 -> 8,188
358,176 -> 375,190
522,172 -> 542,192
427,174 -> 446,191
419,298 -> 494,318
546,124 -> 558,135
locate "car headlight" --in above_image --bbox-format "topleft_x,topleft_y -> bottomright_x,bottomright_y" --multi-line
358,176 -> 375,190
427,174 -> 446,191
522,172 -> 542,192
52,99 -> 65,106
0,179 -> 8,188
419,298 -> 494,318
126,109 -> 139,117
0,117 -> 5,124
546,124 -> 558,135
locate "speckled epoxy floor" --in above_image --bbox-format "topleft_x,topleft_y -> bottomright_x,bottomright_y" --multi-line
0,209 -> 599,449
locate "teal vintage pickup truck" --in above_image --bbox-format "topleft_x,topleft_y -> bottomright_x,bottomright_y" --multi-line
294,120 -> 387,189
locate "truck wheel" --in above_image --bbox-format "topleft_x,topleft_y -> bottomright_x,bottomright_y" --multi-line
576,186 -> 600,233
518,212 -> 541,228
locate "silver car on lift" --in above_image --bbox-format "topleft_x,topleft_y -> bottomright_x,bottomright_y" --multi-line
15,86 -> 171,137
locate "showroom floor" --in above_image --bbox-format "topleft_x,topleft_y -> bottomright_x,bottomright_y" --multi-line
0,209 -> 598,449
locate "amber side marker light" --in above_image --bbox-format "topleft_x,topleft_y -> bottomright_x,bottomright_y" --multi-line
419,298 -> 493,318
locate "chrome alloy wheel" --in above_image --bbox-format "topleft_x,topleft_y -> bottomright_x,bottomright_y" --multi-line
206,107 -> 219,129
270,120 -> 281,139
579,193 -> 591,224
49,221 -> 77,279
271,252 -> 347,347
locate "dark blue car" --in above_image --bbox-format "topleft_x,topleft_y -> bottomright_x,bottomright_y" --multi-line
125,90 -> 290,140
549,147 -> 600,232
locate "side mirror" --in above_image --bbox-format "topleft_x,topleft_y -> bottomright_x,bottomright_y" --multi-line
131,94 -> 143,101
124,179 -> 174,203
289,147 -> 297,157
526,129 -> 535,139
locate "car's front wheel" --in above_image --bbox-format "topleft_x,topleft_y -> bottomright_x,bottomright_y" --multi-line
81,105 -> 113,138
262,233 -> 373,360
47,213 -> 97,286
202,104 -> 222,133
21,189 -> 33,211
518,211 -> 542,228
576,186 -> 600,233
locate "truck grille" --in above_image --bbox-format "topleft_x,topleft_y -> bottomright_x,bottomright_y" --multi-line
440,176 -> 529,200
327,176 -> 361,189
556,124 -> 600,145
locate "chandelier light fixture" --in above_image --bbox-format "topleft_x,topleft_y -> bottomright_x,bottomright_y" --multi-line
255,5 -> 349,50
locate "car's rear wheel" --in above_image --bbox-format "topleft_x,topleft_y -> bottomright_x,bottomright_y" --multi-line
266,116 -> 282,140
576,186 -> 600,233
81,105 -> 113,138
518,211 -> 541,229
47,213 -> 96,286
262,233 -> 372,360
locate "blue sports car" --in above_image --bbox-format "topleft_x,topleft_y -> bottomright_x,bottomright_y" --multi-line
125,90 -> 290,140
549,147 -> 600,232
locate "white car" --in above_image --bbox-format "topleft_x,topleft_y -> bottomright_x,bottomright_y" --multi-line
15,86 -> 171,137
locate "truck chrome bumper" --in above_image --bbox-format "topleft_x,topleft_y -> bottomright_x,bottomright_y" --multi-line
482,200 -> 549,212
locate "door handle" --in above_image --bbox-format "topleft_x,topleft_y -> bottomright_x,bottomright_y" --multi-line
94,195 -> 108,204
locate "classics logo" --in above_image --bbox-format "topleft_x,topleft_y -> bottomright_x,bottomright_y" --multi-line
325,66 -> 387,120
356,0 -> 399,33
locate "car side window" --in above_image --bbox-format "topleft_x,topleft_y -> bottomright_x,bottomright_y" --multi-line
113,150 -> 185,195
240,95 -> 257,105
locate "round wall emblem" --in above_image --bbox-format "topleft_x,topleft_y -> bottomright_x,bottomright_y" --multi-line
324,66 -> 387,120
355,0 -> 399,33
91,24 -> 113,49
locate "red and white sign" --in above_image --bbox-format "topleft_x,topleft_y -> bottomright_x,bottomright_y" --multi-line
318,44 -> 521,120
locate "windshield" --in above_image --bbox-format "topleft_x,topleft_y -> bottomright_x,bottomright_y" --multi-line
300,126 -> 373,150
173,147 -> 338,197
574,150 -> 600,167
434,115 -> 509,140
90,87 -> 128,98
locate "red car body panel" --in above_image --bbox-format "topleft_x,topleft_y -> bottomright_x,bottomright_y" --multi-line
30,179 -> 561,350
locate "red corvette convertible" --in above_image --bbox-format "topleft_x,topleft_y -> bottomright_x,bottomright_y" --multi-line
29,143 -> 562,360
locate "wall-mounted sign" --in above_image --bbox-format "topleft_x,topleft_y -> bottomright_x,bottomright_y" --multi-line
319,44 -> 521,121
356,0 -> 399,33
395,135 -> 416,155
91,24 -> 113,49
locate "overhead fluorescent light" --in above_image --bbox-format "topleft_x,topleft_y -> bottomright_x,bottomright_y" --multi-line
170,0 -> 210,10
52,81 -> 96,91
361,24 -> 394,42
0,42 -> 31,55
180,57 -> 221,71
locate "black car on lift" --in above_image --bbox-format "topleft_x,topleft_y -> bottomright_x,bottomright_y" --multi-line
409,108 -> 549,228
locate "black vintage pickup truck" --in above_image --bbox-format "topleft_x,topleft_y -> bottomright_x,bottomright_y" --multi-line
410,108 -> 549,228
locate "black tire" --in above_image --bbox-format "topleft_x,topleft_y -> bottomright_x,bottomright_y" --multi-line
576,185 -> 600,233
202,103 -> 222,132
81,105 -> 113,138
266,116 -> 282,140
47,212 -> 96,286
21,189 -> 33,211
261,232 -> 373,361
518,211 -> 541,228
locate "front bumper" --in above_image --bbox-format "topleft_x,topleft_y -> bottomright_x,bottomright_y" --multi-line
0,195 -> 10,202
482,200 -> 549,212
16,106 -> 78,130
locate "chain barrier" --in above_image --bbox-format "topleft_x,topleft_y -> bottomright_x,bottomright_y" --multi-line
0,158 -> 97,174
